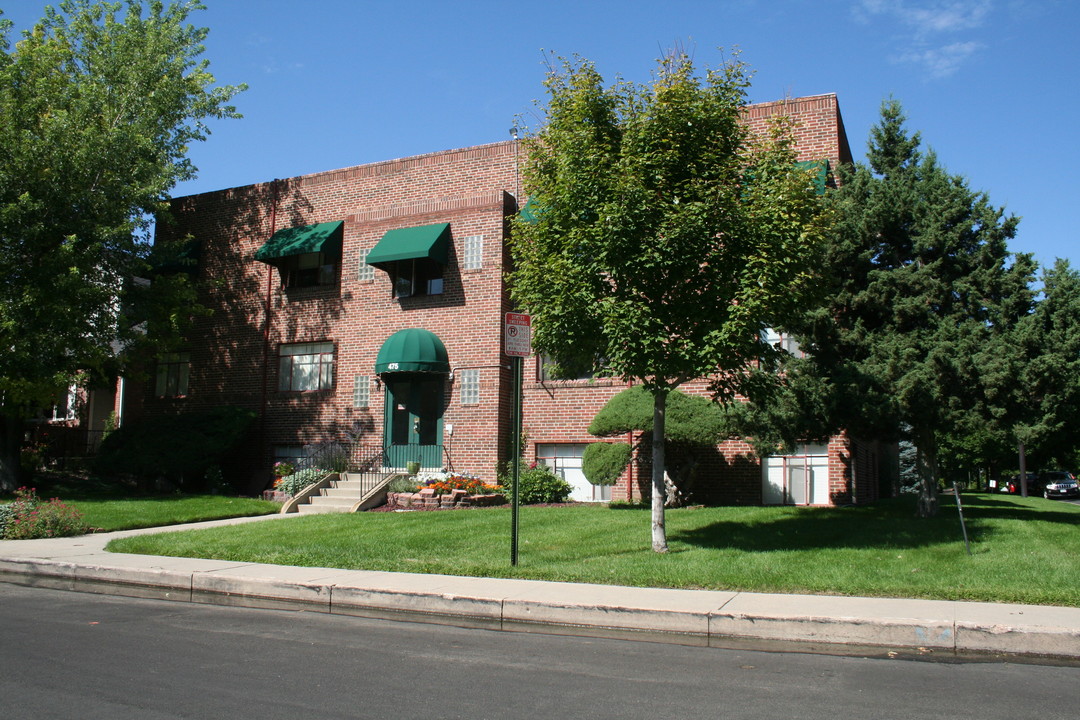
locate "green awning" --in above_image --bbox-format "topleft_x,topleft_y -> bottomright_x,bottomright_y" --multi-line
365,223 -> 451,269
375,328 -> 450,374
795,160 -> 831,195
254,221 -> 344,262
519,196 -> 543,224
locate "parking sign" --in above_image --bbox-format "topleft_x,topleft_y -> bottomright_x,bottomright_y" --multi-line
504,313 -> 531,357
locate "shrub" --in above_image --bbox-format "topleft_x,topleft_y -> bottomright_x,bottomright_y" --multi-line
274,468 -> 329,496
501,465 -> 572,504
582,442 -> 632,486
387,476 -> 421,493
0,503 -> 15,537
2,487 -> 88,539
94,406 -> 256,491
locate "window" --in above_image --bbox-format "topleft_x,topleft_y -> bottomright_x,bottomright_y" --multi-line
279,342 -> 334,392
274,444 -> 314,472
537,353 -> 605,381
392,258 -> 443,298
47,385 -> 79,421
762,328 -> 804,359
357,249 -> 374,282
281,251 -> 337,288
353,375 -> 370,408
463,235 -> 483,270
155,352 -> 190,397
459,369 -> 480,405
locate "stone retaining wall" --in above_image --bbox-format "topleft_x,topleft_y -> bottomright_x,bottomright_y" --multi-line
386,489 -> 506,509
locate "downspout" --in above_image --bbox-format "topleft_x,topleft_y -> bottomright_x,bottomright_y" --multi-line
258,179 -> 282,484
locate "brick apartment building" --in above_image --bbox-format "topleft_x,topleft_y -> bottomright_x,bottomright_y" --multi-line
95,93 -> 891,506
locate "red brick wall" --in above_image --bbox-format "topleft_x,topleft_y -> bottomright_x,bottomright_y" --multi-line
135,95 -> 869,502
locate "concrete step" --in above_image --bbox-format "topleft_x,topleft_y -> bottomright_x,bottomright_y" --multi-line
308,495 -> 355,507
296,503 -> 351,514
320,486 -> 364,499
330,480 -> 365,491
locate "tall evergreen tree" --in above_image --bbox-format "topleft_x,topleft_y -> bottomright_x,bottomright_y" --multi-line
973,259 -> 1080,486
783,99 -> 1030,516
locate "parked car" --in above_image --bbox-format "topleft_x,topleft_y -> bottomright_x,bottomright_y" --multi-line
999,472 -> 1039,494
1037,471 -> 1080,499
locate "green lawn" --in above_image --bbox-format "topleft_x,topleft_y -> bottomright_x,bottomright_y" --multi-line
10,473 -> 282,532
72,494 -> 280,531
106,493 -> 1080,607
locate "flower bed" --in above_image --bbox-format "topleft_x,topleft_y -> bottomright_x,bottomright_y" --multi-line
385,489 -> 506,509
385,471 -> 505,509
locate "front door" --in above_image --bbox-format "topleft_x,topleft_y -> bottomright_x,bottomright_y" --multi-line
383,374 -> 443,470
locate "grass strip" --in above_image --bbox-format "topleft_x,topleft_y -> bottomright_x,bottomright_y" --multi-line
106,493 -> 1080,607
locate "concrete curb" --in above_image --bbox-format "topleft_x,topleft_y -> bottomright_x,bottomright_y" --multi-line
2,522 -> 1079,662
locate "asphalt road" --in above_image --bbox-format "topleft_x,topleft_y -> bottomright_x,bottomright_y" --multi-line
2,584 -> 1078,720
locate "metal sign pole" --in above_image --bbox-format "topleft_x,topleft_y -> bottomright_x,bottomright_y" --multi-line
511,354 -> 522,566
952,481 -> 972,557
503,312 -> 530,567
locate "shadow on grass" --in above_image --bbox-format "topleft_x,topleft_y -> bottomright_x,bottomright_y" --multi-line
669,496 -> 983,552
954,493 -> 1080,525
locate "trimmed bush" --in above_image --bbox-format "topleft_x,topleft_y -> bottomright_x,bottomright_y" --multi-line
582,442 -> 632,486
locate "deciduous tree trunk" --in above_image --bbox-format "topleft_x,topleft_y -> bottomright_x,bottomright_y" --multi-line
651,389 -> 669,553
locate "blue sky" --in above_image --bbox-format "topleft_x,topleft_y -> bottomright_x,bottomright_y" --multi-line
4,0 -> 1076,272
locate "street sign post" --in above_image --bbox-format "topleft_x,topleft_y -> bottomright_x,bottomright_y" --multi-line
504,313 -> 531,566
504,312 -> 531,357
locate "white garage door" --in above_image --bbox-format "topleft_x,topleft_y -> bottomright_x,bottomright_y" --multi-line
763,444 -> 830,506
536,444 -> 611,503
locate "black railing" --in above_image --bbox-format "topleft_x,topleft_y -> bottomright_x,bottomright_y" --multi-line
296,437 -> 454,477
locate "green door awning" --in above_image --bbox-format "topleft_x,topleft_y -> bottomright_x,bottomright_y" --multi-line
365,223 -> 451,269
255,221 -> 344,262
795,160 -> 831,195
375,328 -> 450,374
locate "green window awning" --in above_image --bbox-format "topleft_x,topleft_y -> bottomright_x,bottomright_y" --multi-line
375,328 -> 450,374
795,160 -> 831,195
365,223 -> 451,269
255,221 -> 344,263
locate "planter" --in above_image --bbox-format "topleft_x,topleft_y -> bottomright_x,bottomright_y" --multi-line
385,491 -> 506,509
262,490 -> 291,503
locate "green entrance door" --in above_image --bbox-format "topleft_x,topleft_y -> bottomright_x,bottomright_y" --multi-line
384,375 -> 443,469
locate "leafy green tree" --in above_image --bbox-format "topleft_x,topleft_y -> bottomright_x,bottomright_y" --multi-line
510,53 -> 832,550
783,99 -> 1032,516
0,1 -> 243,489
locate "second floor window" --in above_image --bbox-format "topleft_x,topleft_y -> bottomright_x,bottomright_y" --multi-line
392,258 -> 443,298
279,342 -> 334,392
281,251 -> 337,289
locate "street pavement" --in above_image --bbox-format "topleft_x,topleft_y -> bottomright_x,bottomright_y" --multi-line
1,513 -> 1079,663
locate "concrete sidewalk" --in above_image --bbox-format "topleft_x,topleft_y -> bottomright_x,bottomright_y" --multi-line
2,513 -> 1079,662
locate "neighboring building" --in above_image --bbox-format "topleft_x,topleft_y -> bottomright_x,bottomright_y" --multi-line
111,93 -> 891,505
